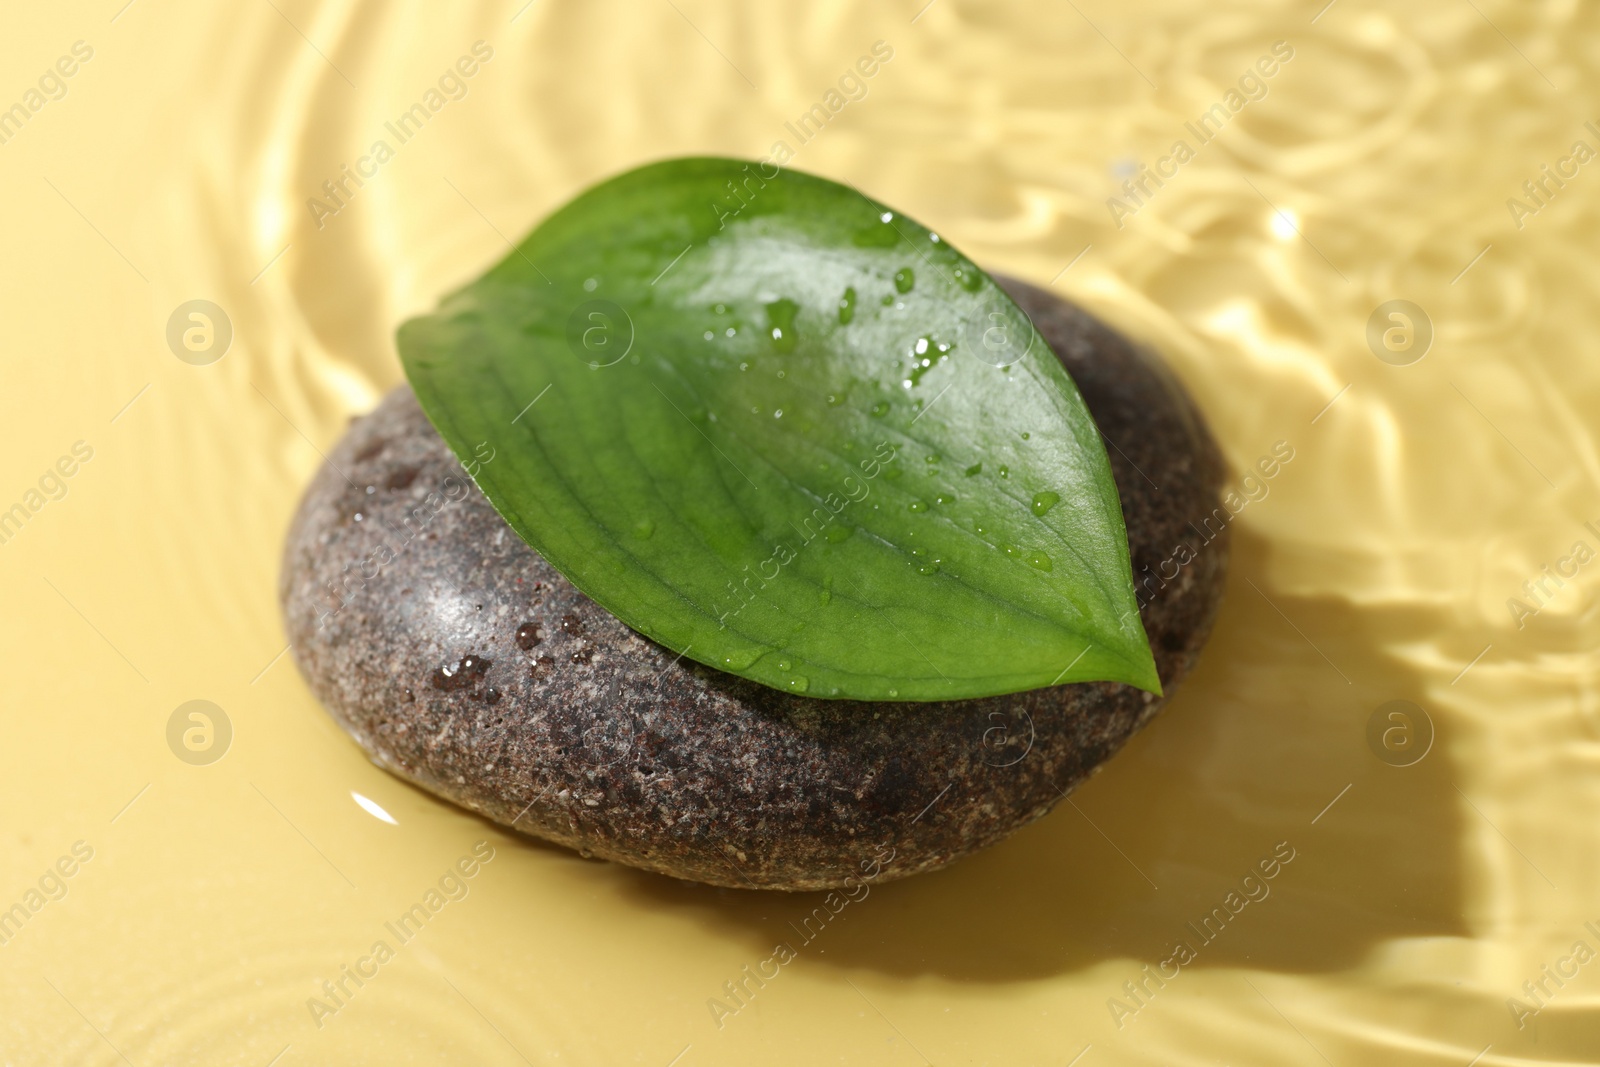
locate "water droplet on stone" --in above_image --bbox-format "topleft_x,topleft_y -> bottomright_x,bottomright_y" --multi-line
432,654 -> 491,691
561,614 -> 584,636
515,623 -> 542,650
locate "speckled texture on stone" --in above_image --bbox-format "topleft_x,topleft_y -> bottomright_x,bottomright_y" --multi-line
279,276 -> 1229,891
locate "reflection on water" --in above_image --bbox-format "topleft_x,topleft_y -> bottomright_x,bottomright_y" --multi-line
3,0 -> 1599,1062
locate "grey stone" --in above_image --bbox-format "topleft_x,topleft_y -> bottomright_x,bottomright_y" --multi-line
279,276 -> 1229,890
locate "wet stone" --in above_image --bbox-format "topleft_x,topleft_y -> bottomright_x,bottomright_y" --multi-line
279,276 -> 1229,891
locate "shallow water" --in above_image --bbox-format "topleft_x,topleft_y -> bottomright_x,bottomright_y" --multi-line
2,1 -> 1598,1063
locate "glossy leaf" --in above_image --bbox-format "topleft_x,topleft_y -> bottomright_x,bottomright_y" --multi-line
399,158 -> 1159,700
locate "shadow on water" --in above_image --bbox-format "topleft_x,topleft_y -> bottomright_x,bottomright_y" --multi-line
593,527 -> 1465,982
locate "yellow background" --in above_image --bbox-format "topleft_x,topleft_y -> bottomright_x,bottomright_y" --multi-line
2,1 -> 1596,1062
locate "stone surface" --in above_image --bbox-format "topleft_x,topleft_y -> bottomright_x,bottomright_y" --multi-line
279,276 -> 1229,891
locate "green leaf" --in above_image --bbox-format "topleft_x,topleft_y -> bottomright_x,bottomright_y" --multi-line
399,158 -> 1160,701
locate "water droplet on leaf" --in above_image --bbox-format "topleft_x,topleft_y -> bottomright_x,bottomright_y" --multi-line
765,298 -> 799,353
1031,491 -> 1060,517
721,647 -> 765,670
852,216 -> 900,247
